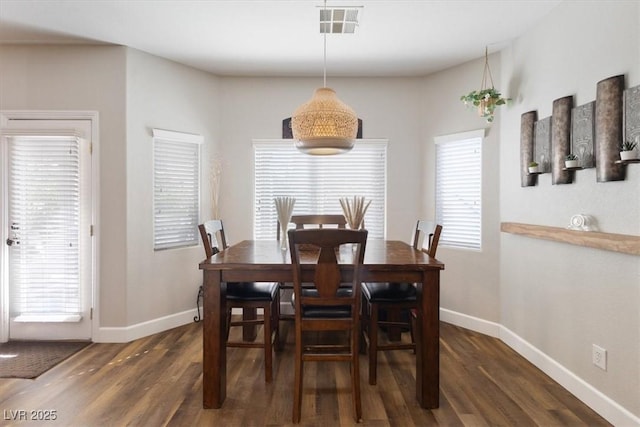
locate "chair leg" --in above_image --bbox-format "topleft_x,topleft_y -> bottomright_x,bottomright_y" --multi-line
263,304 -> 273,383
225,308 -> 232,341
352,322 -> 362,422
410,308 -> 417,354
368,302 -> 379,385
273,292 -> 283,352
293,327 -> 303,423
359,295 -> 369,355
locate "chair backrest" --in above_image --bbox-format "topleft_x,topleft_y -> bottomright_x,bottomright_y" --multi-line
413,220 -> 443,258
288,228 -> 367,308
198,219 -> 228,258
277,214 -> 347,240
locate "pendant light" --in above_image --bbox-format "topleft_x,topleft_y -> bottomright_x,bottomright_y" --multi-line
291,0 -> 358,155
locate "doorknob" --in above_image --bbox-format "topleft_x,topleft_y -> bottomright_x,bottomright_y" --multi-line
6,238 -> 16,246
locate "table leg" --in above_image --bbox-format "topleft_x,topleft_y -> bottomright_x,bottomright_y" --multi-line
415,269 -> 440,409
203,270 -> 227,408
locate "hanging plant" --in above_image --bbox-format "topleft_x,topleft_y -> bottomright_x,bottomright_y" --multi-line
460,47 -> 509,123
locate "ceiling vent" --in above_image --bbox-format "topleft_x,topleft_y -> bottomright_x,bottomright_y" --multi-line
319,7 -> 362,34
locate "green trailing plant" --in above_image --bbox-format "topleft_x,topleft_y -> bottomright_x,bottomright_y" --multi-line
528,161 -> 539,167
460,88 -> 508,123
565,153 -> 578,161
620,140 -> 638,151
460,47 -> 509,123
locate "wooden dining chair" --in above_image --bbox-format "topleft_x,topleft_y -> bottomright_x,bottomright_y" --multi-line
361,220 -> 442,385
276,213 -> 347,240
288,228 -> 368,423
276,214 -> 348,321
198,220 -> 281,382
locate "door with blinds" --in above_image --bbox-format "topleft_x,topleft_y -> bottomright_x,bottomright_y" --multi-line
1,118 -> 93,341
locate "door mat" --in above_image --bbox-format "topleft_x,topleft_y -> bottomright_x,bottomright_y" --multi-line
0,340 -> 91,379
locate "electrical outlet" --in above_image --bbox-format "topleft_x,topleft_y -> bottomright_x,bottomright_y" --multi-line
592,344 -> 607,370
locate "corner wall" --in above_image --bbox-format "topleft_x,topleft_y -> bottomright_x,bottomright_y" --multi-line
420,54 -> 502,325
499,1 -> 639,420
125,48 -> 221,327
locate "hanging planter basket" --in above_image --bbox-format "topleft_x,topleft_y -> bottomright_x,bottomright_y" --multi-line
460,47 -> 509,123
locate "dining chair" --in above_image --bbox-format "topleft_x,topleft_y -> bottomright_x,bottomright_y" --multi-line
277,214 -> 348,321
361,220 -> 442,385
276,213 -> 347,240
198,219 -> 281,382
288,228 -> 368,423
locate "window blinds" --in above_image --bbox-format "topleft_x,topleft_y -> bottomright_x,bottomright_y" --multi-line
253,140 -> 387,240
8,136 -> 83,317
153,130 -> 201,250
435,135 -> 482,250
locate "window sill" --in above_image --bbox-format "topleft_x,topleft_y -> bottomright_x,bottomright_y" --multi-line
14,314 -> 82,323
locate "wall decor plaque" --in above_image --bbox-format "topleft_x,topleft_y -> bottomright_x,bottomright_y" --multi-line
520,110 -> 537,187
595,75 -> 625,182
552,96 -> 574,184
534,116 -> 552,174
623,84 -> 640,147
571,101 -> 595,168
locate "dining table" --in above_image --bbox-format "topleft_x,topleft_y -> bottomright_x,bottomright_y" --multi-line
199,239 -> 445,410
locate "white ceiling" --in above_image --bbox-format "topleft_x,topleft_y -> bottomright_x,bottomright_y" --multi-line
0,0 -> 562,77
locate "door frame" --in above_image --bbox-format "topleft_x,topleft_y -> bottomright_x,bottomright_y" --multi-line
0,110 -> 100,342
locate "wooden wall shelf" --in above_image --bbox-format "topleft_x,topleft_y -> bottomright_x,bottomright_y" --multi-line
500,222 -> 640,256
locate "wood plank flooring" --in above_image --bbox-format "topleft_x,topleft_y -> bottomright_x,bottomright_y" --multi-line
0,321 -> 610,426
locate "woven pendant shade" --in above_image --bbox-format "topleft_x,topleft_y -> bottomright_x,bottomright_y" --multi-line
292,87 -> 358,155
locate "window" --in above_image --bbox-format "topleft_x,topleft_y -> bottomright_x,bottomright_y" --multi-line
253,139 -> 387,240
434,130 -> 483,250
153,129 -> 202,250
7,134 -> 89,320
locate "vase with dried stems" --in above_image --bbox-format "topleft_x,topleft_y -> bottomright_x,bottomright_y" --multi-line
275,197 -> 295,250
339,196 -> 371,230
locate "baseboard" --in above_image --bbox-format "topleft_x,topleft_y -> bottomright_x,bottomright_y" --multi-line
439,308 -> 501,338
93,309 -> 198,343
441,308 -> 640,427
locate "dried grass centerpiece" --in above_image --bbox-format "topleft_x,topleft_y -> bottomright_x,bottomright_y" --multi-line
339,196 -> 371,230
274,197 -> 295,250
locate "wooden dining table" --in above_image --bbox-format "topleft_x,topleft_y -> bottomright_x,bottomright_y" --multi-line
199,239 -> 445,410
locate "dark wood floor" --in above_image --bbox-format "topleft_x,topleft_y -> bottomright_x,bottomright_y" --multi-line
0,320 -> 610,426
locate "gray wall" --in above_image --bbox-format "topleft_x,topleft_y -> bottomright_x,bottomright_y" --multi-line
498,1 -> 639,417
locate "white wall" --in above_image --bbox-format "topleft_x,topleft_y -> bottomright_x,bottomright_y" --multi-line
0,45 -> 222,334
0,45 -> 129,327
420,54 -> 502,325
499,0 -> 639,419
217,76 -> 425,242
0,1 -> 638,421
125,49 -> 221,326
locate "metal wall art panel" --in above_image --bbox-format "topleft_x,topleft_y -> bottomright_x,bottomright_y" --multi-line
552,96 -> 574,184
624,84 -> 640,147
571,101 -> 595,168
534,116 -> 552,174
520,110 -> 537,187
595,75 -> 625,182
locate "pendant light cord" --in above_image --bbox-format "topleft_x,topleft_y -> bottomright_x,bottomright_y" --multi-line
323,0 -> 327,88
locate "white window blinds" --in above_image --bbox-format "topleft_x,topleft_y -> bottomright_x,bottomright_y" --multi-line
153,129 -> 202,250
253,140 -> 387,240
8,135 -> 87,318
435,131 -> 482,250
